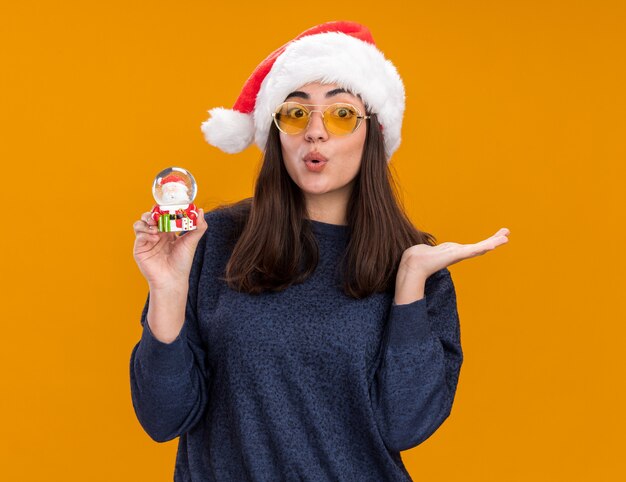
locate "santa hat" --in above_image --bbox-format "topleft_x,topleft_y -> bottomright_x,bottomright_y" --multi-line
159,174 -> 186,186
201,21 -> 405,160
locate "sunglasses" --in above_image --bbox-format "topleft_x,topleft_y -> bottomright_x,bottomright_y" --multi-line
272,102 -> 370,136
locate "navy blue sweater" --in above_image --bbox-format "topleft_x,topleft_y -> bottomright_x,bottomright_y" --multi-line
129,207 -> 463,481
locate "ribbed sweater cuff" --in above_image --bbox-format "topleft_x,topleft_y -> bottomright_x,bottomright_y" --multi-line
137,317 -> 192,377
388,297 -> 432,346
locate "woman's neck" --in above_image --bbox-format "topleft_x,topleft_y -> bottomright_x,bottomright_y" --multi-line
305,190 -> 350,226
307,204 -> 348,225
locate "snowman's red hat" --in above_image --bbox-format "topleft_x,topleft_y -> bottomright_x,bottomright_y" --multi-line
201,21 -> 405,160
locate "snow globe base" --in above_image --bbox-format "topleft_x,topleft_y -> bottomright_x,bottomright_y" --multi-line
156,210 -> 198,232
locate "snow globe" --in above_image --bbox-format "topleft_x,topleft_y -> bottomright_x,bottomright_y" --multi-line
151,167 -> 198,232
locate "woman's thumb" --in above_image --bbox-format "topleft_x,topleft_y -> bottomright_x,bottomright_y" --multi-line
179,208 -> 208,244
196,208 -> 208,232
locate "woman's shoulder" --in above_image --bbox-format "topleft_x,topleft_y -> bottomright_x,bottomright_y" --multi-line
203,205 -> 235,228
203,198 -> 252,243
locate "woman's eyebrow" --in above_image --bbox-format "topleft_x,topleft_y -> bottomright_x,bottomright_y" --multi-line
325,88 -> 349,97
283,88 -> 352,101
284,91 -> 309,100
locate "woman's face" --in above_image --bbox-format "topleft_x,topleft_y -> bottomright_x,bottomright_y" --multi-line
278,82 -> 367,202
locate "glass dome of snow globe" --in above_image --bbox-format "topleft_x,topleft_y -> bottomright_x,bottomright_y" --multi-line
152,166 -> 197,206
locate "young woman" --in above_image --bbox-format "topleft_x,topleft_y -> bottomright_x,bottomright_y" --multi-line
130,21 -> 509,481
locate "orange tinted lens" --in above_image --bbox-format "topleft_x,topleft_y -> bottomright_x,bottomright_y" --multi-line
275,103 -> 309,134
324,103 -> 359,135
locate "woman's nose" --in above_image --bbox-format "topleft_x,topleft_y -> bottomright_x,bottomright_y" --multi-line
304,111 -> 329,142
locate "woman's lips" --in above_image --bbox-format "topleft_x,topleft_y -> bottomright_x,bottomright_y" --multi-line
303,152 -> 328,172
304,151 -> 328,163
304,159 -> 327,172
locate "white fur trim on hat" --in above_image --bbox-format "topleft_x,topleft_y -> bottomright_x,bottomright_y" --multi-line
201,107 -> 255,154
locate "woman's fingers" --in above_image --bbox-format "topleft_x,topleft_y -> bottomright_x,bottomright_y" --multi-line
141,210 -> 156,223
459,228 -> 510,259
133,219 -> 154,235
142,211 -> 157,227
491,227 -> 510,241
135,231 -> 160,245
134,211 -> 158,235
490,227 -> 510,247
477,228 -> 510,247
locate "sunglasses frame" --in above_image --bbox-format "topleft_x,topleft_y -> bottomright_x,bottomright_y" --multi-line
271,102 -> 371,136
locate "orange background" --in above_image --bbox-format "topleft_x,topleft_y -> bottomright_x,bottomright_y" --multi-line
1,1 -> 624,480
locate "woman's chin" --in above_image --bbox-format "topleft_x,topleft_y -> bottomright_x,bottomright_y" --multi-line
298,181 -> 332,195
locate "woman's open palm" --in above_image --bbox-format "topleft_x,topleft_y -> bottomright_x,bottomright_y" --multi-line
401,228 -> 510,279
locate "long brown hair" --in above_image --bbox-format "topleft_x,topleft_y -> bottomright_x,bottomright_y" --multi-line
215,114 -> 436,299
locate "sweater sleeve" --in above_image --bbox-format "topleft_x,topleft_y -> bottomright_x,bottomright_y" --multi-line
369,267 -> 463,453
129,215 -> 214,443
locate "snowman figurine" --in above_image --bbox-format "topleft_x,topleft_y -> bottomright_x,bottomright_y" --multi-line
151,167 -> 198,232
